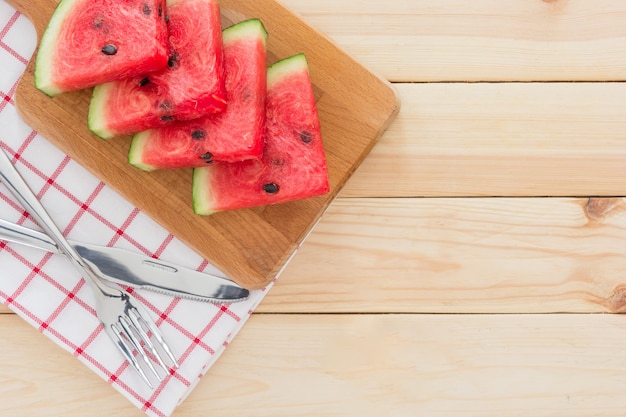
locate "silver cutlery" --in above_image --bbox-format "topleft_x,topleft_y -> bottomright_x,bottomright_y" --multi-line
0,218 -> 250,303
0,148 -> 177,388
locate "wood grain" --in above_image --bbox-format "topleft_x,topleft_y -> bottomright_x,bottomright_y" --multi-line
3,196 -> 625,314
282,0 -> 626,82
14,0 -> 626,83
262,197 -> 626,314
5,313 -> 626,417
341,82 -> 626,198
7,0 -> 399,289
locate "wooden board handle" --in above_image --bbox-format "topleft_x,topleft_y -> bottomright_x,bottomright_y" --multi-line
6,0 -> 400,289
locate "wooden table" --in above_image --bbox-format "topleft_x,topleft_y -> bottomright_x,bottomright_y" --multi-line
3,0 -> 626,415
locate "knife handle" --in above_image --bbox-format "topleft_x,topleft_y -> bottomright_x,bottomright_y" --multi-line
0,218 -> 60,254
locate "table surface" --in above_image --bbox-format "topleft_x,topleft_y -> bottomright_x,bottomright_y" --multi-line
3,0 -> 626,415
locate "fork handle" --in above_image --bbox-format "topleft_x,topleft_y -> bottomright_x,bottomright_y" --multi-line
0,148 -> 114,296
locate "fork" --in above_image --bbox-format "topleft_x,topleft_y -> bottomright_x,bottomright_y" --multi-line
0,148 -> 179,388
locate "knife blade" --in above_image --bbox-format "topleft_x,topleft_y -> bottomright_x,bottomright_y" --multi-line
0,218 -> 249,303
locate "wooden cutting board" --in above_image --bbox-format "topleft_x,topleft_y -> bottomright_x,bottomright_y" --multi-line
6,0 -> 399,289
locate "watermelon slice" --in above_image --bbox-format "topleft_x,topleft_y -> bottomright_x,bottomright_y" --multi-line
128,18 -> 268,170
35,0 -> 170,97
88,0 -> 227,139
192,54 -> 329,215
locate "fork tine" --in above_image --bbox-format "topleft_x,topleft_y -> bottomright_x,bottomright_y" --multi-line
107,323 -> 154,389
119,316 -> 163,383
128,308 -> 176,372
126,310 -> 169,373
130,307 -> 179,369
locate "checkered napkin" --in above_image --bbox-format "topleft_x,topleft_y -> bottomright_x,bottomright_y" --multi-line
0,4 -> 271,416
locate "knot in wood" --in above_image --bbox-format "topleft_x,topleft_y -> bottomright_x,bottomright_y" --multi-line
584,198 -> 622,224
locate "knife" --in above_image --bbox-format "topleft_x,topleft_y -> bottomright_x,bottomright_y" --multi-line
0,218 -> 249,303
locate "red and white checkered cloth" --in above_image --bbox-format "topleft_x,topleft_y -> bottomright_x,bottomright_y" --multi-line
0,3 -> 272,416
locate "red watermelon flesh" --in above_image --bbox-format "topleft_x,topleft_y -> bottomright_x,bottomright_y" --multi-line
35,0 -> 170,97
192,53 -> 329,215
88,0 -> 227,139
128,18 -> 268,170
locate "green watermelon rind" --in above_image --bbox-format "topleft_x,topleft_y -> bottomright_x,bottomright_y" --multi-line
191,52 -> 312,216
127,132 -> 155,170
88,82 -> 116,139
192,166 -> 216,215
222,18 -> 268,46
34,0 -> 82,97
267,53 -> 309,89
127,18 -> 269,171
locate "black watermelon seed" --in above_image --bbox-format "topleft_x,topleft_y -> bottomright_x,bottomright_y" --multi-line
139,77 -> 150,86
158,4 -> 163,17
160,115 -> 174,121
142,3 -> 151,15
159,100 -> 174,111
168,53 -> 179,68
200,152 -> 213,161
166,15 -> 170,24
299,131 -> 313,143
191,130 -> 206,139
263,183 -> 279,194
101,44 -> 117,55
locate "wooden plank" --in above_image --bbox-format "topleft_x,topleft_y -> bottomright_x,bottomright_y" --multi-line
0,305 -> 12,314
190,314 -> 626,416
3,197 -> 624,314
282,0 -> 626,82
6,0 -> 399,289
13,0 -> 626,83
4,313 -> 626,416
341,82 -> 626,198
260,197 -> 626,313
